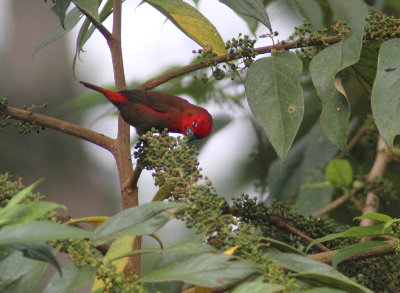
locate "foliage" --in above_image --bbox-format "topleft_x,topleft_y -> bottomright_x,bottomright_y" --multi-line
1,0 -> 400,292
3,133 -> 400,292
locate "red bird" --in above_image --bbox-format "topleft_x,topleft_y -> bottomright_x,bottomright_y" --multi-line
80,81 -> 213,139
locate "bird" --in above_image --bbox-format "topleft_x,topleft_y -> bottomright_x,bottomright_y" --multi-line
80,81 -> 213,139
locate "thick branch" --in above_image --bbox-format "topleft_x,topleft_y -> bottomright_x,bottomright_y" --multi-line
108,0 -> 141,278
2,105 -> 114,151
360,137 -> 390,227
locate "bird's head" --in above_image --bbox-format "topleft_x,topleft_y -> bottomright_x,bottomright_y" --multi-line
181,107 -> 213,140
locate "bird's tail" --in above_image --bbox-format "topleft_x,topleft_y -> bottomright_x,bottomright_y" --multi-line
80,81 -> 128,104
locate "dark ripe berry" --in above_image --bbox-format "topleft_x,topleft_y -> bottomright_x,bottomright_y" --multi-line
212,69 -> 225,80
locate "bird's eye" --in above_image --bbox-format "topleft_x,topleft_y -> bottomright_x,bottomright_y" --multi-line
192,121 -> 198,128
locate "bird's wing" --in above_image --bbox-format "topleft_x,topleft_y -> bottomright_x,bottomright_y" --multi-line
120,90 -> 190,113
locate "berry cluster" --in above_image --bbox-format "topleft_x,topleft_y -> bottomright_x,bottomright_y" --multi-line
365,12 -> 400,41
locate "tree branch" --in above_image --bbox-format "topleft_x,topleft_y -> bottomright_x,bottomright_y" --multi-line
107,0 -> 141,278
360,137 -> 390,228
309,241 -> 396,264
337,124 -> 368,160
136,36 -> 342,91
1,105 -> 114,151
267,215 -> 331,252
1,35 -> 344,154
312,193 -> 350,218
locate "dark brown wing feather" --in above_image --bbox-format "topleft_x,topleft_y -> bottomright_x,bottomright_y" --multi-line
119,90 -> 191,113
118,102 -> 176,135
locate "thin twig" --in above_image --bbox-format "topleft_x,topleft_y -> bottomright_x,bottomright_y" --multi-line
314,124 -> 369,217
337,124 -> 368,159
230,207 -> 331,252
312,193 -> 350,218
136,36 -> 342,91
123,163 -> 143,191
267,215 -> 331,252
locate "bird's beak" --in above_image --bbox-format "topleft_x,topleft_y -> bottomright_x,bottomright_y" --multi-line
185,127 -> 197,141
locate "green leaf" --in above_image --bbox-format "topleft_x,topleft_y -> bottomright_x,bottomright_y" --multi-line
332,241 -> 393,267
269,253 -> 344,276
140,253 -> 258,288
0,247 -> 13,262
66,216 -> 109,227
0,222 -> 93,245
76,0 -> 113,53
246,51 -> 304,161
350,41 -> 380,93
371,38 -> 400,149
35,7 -> 82,54
144,0 -> 227,56
325,159 -> 353,188
0,201 -> 66,227
289,0 -> 323,30
267,123 -> 338,202
385,0 -> 400,11
72,0 -> 99,20
51,0 -> 72,28
91,235 -> 136,292
0,180 -> 43,218
303,289 -> 348,293
296,171 -> 334,215
12,243 -> 61,275
144,282 -> 184,293
310,0 -> 368,150
0,251 -> 48,293
152,183 -> 175,201
269,253 -> 372,293
72,0 -> 113,74
294,273 -> 372,293
231,277 -> 284,293
219,0 -> 272,33
354,212 -> 393,223
43,265 -> 95,293
111,234 -> 217,261
306,224 -> 388,251
263,237 -> 305,255
93,202 -> 187,245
